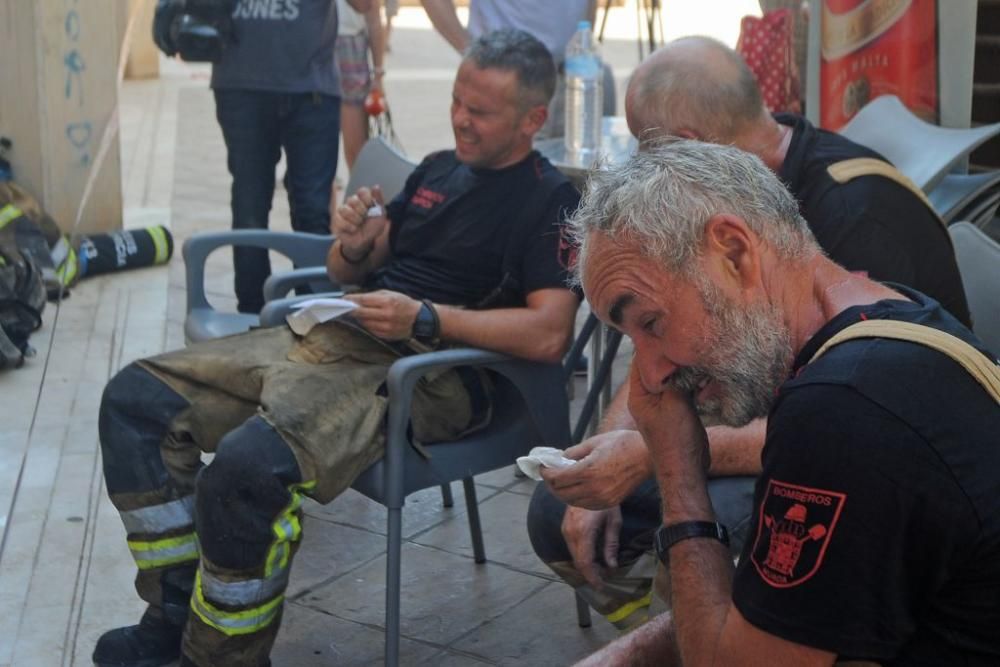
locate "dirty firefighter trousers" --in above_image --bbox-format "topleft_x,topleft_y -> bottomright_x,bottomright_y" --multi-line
97,324 -> 483,666
99,364 -> 306,666
527,477 -> 756,631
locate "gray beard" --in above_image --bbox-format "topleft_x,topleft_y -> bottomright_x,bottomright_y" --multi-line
668,282 -> 793,427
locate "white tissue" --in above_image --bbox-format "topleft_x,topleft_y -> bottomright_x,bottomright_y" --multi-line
516,446 -> 577,481
285,297 -> 359,335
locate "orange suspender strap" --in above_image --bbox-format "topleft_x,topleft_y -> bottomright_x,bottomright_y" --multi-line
826,158 -> 949,236
809,319 -> 1000,403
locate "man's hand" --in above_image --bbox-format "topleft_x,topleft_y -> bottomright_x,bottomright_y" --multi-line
627,363 -> 710,480
345,290 -> 422,341
332,185 -> 387,261
561,505 -> 623,589
540,431 -> 651,510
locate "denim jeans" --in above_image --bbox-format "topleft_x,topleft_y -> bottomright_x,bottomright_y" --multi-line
214,89 -> 341,313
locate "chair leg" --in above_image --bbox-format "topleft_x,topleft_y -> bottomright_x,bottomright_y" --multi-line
440,482 -> 454,508
384,506 -> 403,667
575,591 -> 592,628
462,477 -> 486,563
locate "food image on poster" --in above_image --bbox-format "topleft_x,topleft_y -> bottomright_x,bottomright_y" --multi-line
820,0 -> 938,130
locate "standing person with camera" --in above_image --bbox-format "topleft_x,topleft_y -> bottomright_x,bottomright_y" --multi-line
154,0 -> 373,315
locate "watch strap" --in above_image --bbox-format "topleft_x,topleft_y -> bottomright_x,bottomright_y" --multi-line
411,299 -> 440,344
654,521 -> 729,564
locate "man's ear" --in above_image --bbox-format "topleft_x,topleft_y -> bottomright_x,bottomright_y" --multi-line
703,214 -> 760,290
521,104 -> 549,136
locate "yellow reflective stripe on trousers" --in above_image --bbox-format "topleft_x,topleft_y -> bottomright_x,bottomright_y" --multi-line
128,532 -> 198,570
604,590 -> 654,625
264,481 -> 316,578
190,480 -> 316,636
191,570 -> 283,636
0,204 -> 22,229
146,224 -> 170,264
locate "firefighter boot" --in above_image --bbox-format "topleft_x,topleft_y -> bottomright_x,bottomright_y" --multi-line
178,657 -> 271,667
91,609 -> 183,667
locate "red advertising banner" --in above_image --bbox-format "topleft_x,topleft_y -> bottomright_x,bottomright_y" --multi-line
820,0 -> 938,130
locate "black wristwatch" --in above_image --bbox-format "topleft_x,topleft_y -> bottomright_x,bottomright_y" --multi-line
654,521 -> 730,564
411,299 -> 440,344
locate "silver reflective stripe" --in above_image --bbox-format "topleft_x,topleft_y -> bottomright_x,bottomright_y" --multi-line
121,495 -> 196,535
200,567 -> 289,607
192,593 -> 281,632
50,237 -> 71,266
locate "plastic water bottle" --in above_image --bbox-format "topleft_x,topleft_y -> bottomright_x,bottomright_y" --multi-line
564,21 -> 603,165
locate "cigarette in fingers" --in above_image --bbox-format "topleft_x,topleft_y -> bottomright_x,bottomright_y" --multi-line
366,204 -> 383,218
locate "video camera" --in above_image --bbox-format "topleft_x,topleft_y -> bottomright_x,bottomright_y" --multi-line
153,0 -> 237,63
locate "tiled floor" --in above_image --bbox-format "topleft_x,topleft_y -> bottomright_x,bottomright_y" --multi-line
0,5 -> 759,665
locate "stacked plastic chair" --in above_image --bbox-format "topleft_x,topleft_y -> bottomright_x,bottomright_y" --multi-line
839,95 -> 1000,235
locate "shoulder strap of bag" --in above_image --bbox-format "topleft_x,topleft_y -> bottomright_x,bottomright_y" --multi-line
809,319 -> 1000,403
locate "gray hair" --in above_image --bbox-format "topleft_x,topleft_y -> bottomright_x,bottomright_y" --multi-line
630,36 -> 765,144
570,139 -> 818,285
464,29 -> 557,110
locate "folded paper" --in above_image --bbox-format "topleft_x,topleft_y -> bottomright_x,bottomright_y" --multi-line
285,297 -> 359,335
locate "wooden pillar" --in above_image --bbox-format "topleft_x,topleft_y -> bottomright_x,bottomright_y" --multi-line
0,0 -> 123,235
122,0 -> 160,80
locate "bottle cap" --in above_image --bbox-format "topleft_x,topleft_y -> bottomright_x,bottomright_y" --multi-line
578,20 -> 591,31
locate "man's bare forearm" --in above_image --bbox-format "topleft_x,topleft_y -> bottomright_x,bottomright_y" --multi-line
573,613 -> 680,667
420,0 -> 469,52
598,381 -> 764,478
326,232 -> 390,286
596,381 -> 637,432
704,418 -> 765,477
656,450 -> 735,666
436,290 -> 578,364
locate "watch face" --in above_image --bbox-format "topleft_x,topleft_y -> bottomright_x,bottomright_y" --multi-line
414,319 -> 434,339
413,304 -> 436,341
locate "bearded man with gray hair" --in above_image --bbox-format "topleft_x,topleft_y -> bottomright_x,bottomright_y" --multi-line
527,34 -> 973,633
568,139 -> 1000,665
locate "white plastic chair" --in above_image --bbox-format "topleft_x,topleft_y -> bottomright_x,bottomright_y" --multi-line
840,95 -> 1000,193
949,221 -> 1000,354
929,171 -> 1000,224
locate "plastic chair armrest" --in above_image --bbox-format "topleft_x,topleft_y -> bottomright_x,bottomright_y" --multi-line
182,230 -> 333,311
262,266 -> 339,302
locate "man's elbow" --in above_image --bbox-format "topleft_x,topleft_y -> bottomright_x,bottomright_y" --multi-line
532,327 -> 574,365
348,0 -> 374,12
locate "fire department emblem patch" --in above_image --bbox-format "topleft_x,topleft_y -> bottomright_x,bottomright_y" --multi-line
557,226 -> 578,271
749,479 -> 846,588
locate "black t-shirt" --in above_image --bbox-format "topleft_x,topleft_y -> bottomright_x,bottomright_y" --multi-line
776,114 -> 971,327
371,150 -> 580,307
733,287 -> 1000,664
